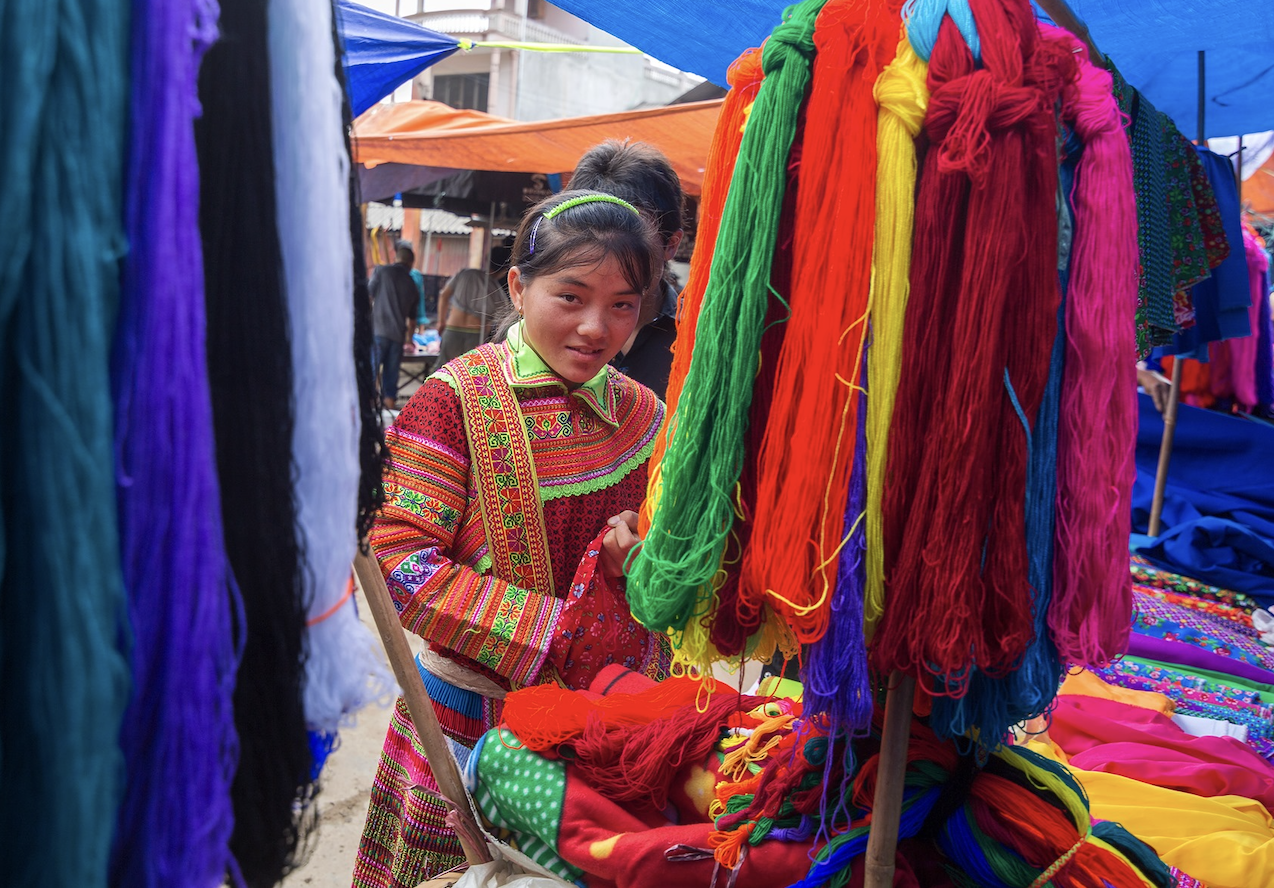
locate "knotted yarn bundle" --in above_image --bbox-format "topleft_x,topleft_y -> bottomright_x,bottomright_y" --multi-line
270,0 -> 392,736
741,0 -> 901,647
628,0 -> 826,674
0,0 -> 132,884
109,1 -> 242,886
874,0 -> 1071,693
862,32 -> 928,643
1046,24 -> 1138,666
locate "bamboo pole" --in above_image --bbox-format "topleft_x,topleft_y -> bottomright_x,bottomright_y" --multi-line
353,549 -> 493,867
1148,50 -> 1206,537
863,673 -> 917,888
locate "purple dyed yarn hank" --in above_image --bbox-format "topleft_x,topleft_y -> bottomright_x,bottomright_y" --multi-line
109,1 -> 242,886
802,375 -> 871,823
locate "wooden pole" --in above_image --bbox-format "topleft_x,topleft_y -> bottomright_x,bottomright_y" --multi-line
1148,49 -> 1205,537
353,549 -> 493,867
863,672 -> 917,888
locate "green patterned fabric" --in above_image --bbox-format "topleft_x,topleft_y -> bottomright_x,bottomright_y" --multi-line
473,728 -> 582,882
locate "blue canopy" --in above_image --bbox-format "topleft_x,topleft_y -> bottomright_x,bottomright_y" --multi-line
548,0 -> 1274,137
336,0 -> 460,118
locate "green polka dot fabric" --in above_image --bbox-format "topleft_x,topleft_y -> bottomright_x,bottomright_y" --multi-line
474,727 -> 582,882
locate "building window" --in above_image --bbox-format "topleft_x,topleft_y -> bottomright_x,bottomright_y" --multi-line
526,0 -> 545,19
433,73 -> 490,112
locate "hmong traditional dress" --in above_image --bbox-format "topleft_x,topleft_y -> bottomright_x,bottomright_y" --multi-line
353,323 -> 672,888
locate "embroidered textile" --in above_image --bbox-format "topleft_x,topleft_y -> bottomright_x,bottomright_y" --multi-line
1132,590 -> 1274,673
357,338 -> 667,887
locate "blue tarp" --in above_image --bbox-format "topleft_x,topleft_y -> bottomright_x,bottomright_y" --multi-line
336,0 -> 459,118
547,0 -> 1274,137
1131,394 -> 1274,602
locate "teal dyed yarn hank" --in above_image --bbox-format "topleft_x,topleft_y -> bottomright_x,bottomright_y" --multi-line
627,0 -> 826,635
0,0 -> 132,885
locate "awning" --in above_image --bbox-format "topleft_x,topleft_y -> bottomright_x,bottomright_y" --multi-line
1247,154 -> 1274,217
352,99 -> 722,195
335,0 -> 460,117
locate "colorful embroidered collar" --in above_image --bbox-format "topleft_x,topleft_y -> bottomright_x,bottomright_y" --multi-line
504,321 -> 618,426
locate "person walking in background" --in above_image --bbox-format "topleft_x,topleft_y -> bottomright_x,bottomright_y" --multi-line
569,140 -> 685,398
433,267 -> 509,365
369,239 -> 419,410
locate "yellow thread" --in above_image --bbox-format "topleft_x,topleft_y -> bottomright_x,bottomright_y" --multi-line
863,33 -> 929,641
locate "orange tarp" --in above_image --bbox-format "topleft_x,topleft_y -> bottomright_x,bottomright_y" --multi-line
352,99 -> 722,195
1246,153 -> 1274,217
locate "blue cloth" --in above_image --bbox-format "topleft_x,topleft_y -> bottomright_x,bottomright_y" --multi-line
1162,147 -> 1251,358
542,1 -> 1274,135
1257,255 -> 1273,409
1133,393 -> 1274,601
336,0 -> 459,117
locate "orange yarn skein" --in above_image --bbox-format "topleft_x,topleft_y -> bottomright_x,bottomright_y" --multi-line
738,0 -> 902,643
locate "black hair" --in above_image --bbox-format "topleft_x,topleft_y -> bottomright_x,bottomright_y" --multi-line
494,190 -> 663,341
510,189 -> 662,296
569,140 -> 685,246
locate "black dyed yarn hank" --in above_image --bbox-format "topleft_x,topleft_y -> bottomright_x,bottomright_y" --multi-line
195,0 -> 316,883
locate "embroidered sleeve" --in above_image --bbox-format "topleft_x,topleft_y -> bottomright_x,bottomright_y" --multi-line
371,382 -> 563,686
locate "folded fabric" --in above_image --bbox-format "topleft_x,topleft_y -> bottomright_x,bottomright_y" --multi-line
1059,669 -> 1175,716
1127,633 -> 1274,686
1026,737 -> 1274,888
1050,695 -> 1274,811
1133,393 -> 1274,541
1128,585 -> 1274,670
1133,516 -> 1274,602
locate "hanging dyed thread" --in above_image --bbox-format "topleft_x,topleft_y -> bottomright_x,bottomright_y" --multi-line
875,0 -> 1076,695
196,0 -> 316,881
741,0 -> 900,646
270,0 -> 392,736
330,2 -> 387,544
862,33 -> 927,642
629,0 -> 827,672
639,45 -> 765,535
0,1 -> 132,884
902,0 -> 980,61
109,1 -> 243,886
1048,25 -> 1138,666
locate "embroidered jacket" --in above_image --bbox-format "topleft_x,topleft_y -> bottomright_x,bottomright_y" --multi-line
371,324 -> 665,687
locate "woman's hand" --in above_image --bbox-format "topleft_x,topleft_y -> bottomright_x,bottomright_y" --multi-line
600,510 -> 640,578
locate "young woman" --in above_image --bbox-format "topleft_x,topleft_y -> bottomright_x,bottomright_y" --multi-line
353,191 -> 672,888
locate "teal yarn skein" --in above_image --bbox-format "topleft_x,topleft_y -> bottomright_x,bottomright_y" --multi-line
627,0 -> 826,635
0,0 -> 132,885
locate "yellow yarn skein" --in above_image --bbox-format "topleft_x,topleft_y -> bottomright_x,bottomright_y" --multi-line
863,33 -> 929,641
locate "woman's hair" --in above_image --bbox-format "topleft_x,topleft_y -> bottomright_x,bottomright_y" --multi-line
569,140 -> 685,247
494,190 -> 662,339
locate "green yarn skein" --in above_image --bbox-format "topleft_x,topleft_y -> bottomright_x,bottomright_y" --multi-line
627,0 -> 827,635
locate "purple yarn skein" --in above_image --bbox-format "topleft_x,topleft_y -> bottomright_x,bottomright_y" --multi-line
109,0 -> 242,885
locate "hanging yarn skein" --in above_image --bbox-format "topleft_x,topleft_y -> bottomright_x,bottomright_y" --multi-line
270,0 -> 392,736
628,0 -> 826,661
109,1 -> 243,886
331,2 -> 386,543
740,0 -> 900,646
875,0 -> 1069,691
0,0 -> 132,884
196,0 -> 317,881
1047,24 -> 1138,666
862,33 -> 927,642
639,46 -> 765,535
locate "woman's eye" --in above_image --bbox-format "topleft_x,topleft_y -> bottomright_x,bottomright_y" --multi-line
559,292 -> 580,303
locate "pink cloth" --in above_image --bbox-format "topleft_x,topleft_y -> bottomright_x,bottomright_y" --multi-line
1050,694 -> 1274,812
1226,230 -> 1267,409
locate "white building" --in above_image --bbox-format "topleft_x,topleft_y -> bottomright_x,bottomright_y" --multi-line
399,0 -> 701,120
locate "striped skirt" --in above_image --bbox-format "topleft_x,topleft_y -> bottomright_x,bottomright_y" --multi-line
352,657 -> 499,888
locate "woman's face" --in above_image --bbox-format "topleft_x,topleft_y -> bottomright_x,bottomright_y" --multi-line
507,255 -> 642,385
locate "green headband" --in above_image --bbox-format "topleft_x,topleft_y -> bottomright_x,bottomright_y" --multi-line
528,193 -> 642,254
544,193 -> 641,220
